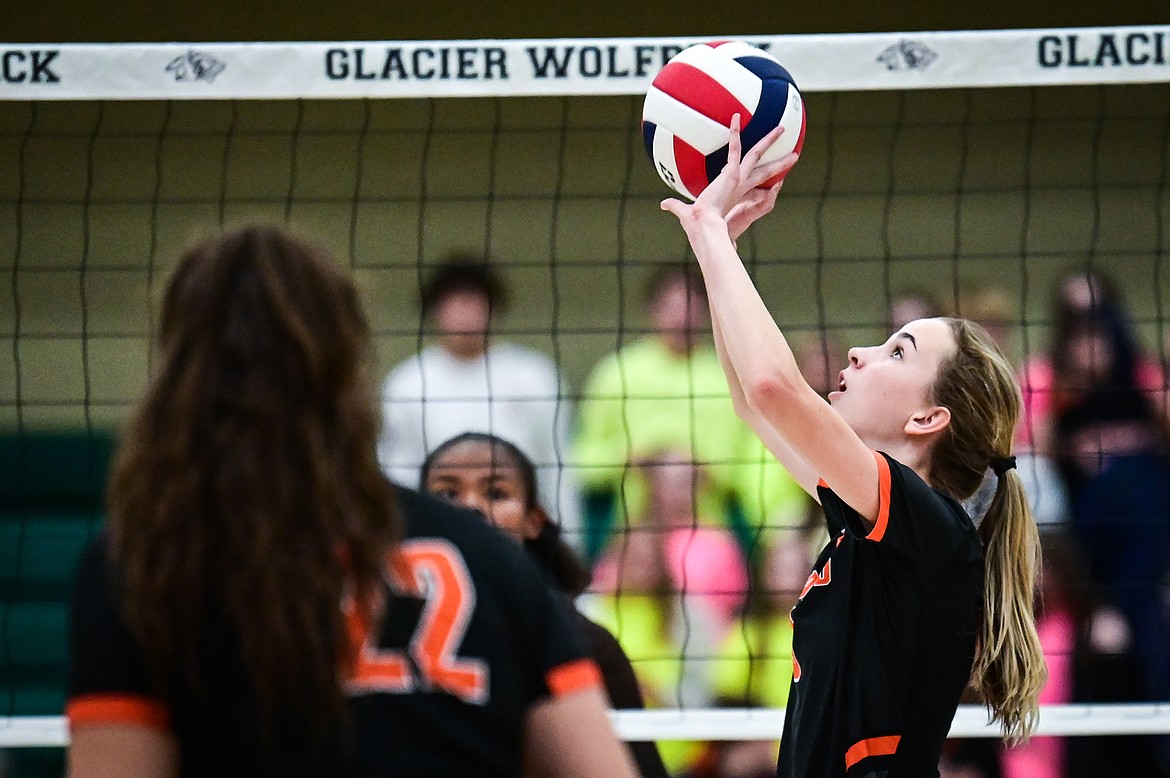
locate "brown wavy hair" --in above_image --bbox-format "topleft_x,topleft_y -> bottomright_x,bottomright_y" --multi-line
108,225 -> 397,742
930,318 -> 1046,743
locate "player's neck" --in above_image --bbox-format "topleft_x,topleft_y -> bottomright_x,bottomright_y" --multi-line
866,438 -> 933,486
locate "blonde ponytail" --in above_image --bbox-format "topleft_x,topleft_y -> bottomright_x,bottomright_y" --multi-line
931,319 -> 1047,743
970,470 -> 1047,743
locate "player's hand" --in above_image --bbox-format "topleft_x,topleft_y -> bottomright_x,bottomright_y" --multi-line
706,114 -> 794,219
661,114 -> 797,241
725,182 -> 781,243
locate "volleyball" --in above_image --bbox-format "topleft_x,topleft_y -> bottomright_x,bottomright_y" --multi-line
643,41 -> 806,200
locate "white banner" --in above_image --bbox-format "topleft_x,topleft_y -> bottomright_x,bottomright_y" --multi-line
1,27 -> 1169,101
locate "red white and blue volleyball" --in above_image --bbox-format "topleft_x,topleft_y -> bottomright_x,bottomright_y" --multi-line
643,41 -> 806,200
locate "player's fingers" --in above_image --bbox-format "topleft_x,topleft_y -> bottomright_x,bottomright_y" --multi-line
742,124 -> 786,169
660,198 -> 687,216
755,183 -> 782,212
747,152 -> 799,188
745,161 -> 785,189
735,188 -> 775,219
743,185 -> 776,207
727,114 -> 743,167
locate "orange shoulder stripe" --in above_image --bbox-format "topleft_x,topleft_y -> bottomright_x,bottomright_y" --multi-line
546,658 -> 603,697
845,734 -> 901,770
865,450 -> 892,542
67,693 -> 170,732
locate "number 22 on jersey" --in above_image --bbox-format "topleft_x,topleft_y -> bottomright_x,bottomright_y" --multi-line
346,538 -> 489,705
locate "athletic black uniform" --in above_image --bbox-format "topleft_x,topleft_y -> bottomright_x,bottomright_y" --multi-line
778,451 -> 983,778
67,487 -> 599,777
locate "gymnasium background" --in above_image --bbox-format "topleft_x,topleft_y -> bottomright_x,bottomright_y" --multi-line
1,0 -> 1168,426
1,2 -> 1169,775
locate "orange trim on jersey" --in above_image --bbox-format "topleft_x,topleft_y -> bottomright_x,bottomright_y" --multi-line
343,592 -> 372,672
67,694 -> 170,732
817,477 -> 829,489
546,659 -> 602,697
845,734 -> 901,770
866,451 -> 892,542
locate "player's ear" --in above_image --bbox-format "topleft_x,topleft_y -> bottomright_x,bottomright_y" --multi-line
905,405 -> 951,438
521,506 -> 549,541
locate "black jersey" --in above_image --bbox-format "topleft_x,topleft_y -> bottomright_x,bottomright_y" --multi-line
67,487 -> 598,777
778,451 -> 983,778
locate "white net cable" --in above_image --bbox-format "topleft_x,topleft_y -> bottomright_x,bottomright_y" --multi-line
6,705 -> 1170,747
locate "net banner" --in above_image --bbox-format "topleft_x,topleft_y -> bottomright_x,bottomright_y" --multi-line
2,26 -> 1169,101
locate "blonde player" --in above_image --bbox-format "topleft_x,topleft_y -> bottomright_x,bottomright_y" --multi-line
661,118 -> 1046,777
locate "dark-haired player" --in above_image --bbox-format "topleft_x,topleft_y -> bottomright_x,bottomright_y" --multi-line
66,226 -> 635,778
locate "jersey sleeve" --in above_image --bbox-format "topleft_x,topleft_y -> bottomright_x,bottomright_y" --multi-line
516,571 -> 602,701
575,613 -> 645,710
66,534 -> 171,732
821,450 -> 974,572
873,451 -> 976,569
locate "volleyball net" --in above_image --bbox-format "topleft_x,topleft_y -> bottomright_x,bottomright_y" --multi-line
3,25 -> 1170,762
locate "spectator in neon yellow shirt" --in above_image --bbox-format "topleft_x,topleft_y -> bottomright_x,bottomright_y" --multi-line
582,524 -> 720,774
711,534 -> 811,709
572,265 -> 804,562
701,534 -> 813,777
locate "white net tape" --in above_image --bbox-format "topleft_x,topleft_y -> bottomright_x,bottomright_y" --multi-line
6,705 -> 1170,748
1,26 -> 1168,103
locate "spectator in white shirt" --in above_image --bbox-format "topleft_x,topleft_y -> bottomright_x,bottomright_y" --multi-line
378,256 -> 583,545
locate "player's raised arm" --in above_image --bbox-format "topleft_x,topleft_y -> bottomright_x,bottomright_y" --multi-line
661,117 -> 880,524
707,289 -> 822,500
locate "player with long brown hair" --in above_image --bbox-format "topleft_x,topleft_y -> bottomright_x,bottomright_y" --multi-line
65,225 -> 635,778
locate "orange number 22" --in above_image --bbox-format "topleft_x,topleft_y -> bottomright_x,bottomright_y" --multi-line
348,539 -> 489,705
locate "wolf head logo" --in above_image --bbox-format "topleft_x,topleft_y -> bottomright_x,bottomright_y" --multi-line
876,41 -> 938,72
166,50 -> 226,83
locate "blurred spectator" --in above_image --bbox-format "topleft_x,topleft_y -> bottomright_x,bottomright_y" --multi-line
1011,269 -> 1166,529
710,534 -> 809,709
1017,268 -> 1164,459
378,255 -> 582,544
592,450 -> 750,631
573,264 -> 804,564
991,267 -> 1170,775
682,534 -> 813,778
1057,388 -> 1170,722
791,330 -> 848,400
583,525 -> 719,774
957,283 -> 1016,356
889,287 -> 945,330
